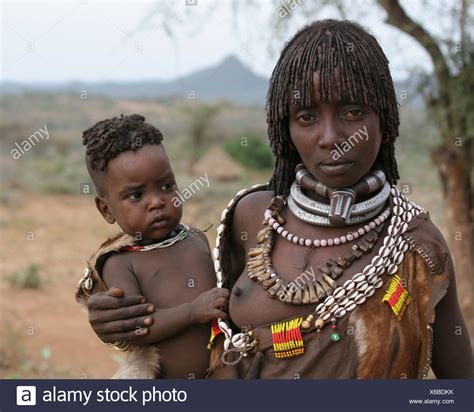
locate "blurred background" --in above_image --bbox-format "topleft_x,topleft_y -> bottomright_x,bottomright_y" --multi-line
0,0 -> 472,378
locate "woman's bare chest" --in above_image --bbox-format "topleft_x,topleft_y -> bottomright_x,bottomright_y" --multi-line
230,210 -> 388,328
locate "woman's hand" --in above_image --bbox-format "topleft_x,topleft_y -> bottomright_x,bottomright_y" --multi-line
87,287 -> 155,343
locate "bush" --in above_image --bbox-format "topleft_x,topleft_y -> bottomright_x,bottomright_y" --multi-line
223,136 -> 273,170
5,264 -> 46,289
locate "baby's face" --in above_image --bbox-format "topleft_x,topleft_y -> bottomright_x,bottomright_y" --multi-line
288,71 -> 382,188
98,144 -> 183,241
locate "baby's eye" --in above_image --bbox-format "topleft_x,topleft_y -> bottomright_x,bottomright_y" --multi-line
128,191 -> 142,201
161,182 -> 175,191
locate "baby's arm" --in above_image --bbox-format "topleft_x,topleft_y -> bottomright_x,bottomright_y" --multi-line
102,253 -> 229,346
431,254 -> 472,378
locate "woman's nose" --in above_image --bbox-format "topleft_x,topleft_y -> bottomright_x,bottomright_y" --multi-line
317,118 -> 344,149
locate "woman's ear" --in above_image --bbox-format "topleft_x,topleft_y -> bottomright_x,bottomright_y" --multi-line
381,132 -> 391,144
95,196 -> 115,224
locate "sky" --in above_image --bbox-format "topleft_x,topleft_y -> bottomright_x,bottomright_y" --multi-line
1,0 -> 447,84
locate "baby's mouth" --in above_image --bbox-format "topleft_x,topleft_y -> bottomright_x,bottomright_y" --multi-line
150,217 -> 169,229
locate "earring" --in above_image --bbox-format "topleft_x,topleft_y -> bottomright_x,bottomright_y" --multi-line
289,142 -> 296,151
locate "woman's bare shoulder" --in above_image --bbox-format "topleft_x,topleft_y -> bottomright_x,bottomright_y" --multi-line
233,189 -> 273,227
235,189 -> 274,213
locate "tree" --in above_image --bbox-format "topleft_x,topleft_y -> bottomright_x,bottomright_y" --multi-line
184,103 -> 220,174
375,0 -> 473,338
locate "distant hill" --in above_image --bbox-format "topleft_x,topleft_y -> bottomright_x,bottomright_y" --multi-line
0,55 -> 426,108
0,55 -> 269,106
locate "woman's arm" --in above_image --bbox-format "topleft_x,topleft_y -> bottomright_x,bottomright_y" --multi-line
87,287 -> 155,343
431,254 -> 472,378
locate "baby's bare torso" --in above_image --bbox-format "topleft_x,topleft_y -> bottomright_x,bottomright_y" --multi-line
125,233 -> 216,378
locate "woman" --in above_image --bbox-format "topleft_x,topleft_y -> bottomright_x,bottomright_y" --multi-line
84,20 -> 472,378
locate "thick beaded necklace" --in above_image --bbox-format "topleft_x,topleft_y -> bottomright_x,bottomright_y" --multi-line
213,184 -> 424,359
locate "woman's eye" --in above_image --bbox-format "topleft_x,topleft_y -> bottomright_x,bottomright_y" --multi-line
297,112 -> 316,124
345,109 -> 364,119
128,192 -> 142,201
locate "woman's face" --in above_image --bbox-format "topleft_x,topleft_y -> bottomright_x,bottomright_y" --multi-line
289,72 -> 382,188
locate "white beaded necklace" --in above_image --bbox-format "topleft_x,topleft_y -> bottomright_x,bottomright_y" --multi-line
126,224 -> 190,251
266,204 -> 391,247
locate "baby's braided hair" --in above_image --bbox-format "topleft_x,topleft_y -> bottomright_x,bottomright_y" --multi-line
83,114 -> 163,172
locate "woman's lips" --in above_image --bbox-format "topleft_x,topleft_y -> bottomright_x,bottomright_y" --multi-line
318,161 -> 354,176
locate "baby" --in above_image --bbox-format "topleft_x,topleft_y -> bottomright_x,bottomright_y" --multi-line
76,114 -> 229,379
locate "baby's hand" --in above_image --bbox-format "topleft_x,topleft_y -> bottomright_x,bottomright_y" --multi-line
190,287 -> 230,324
